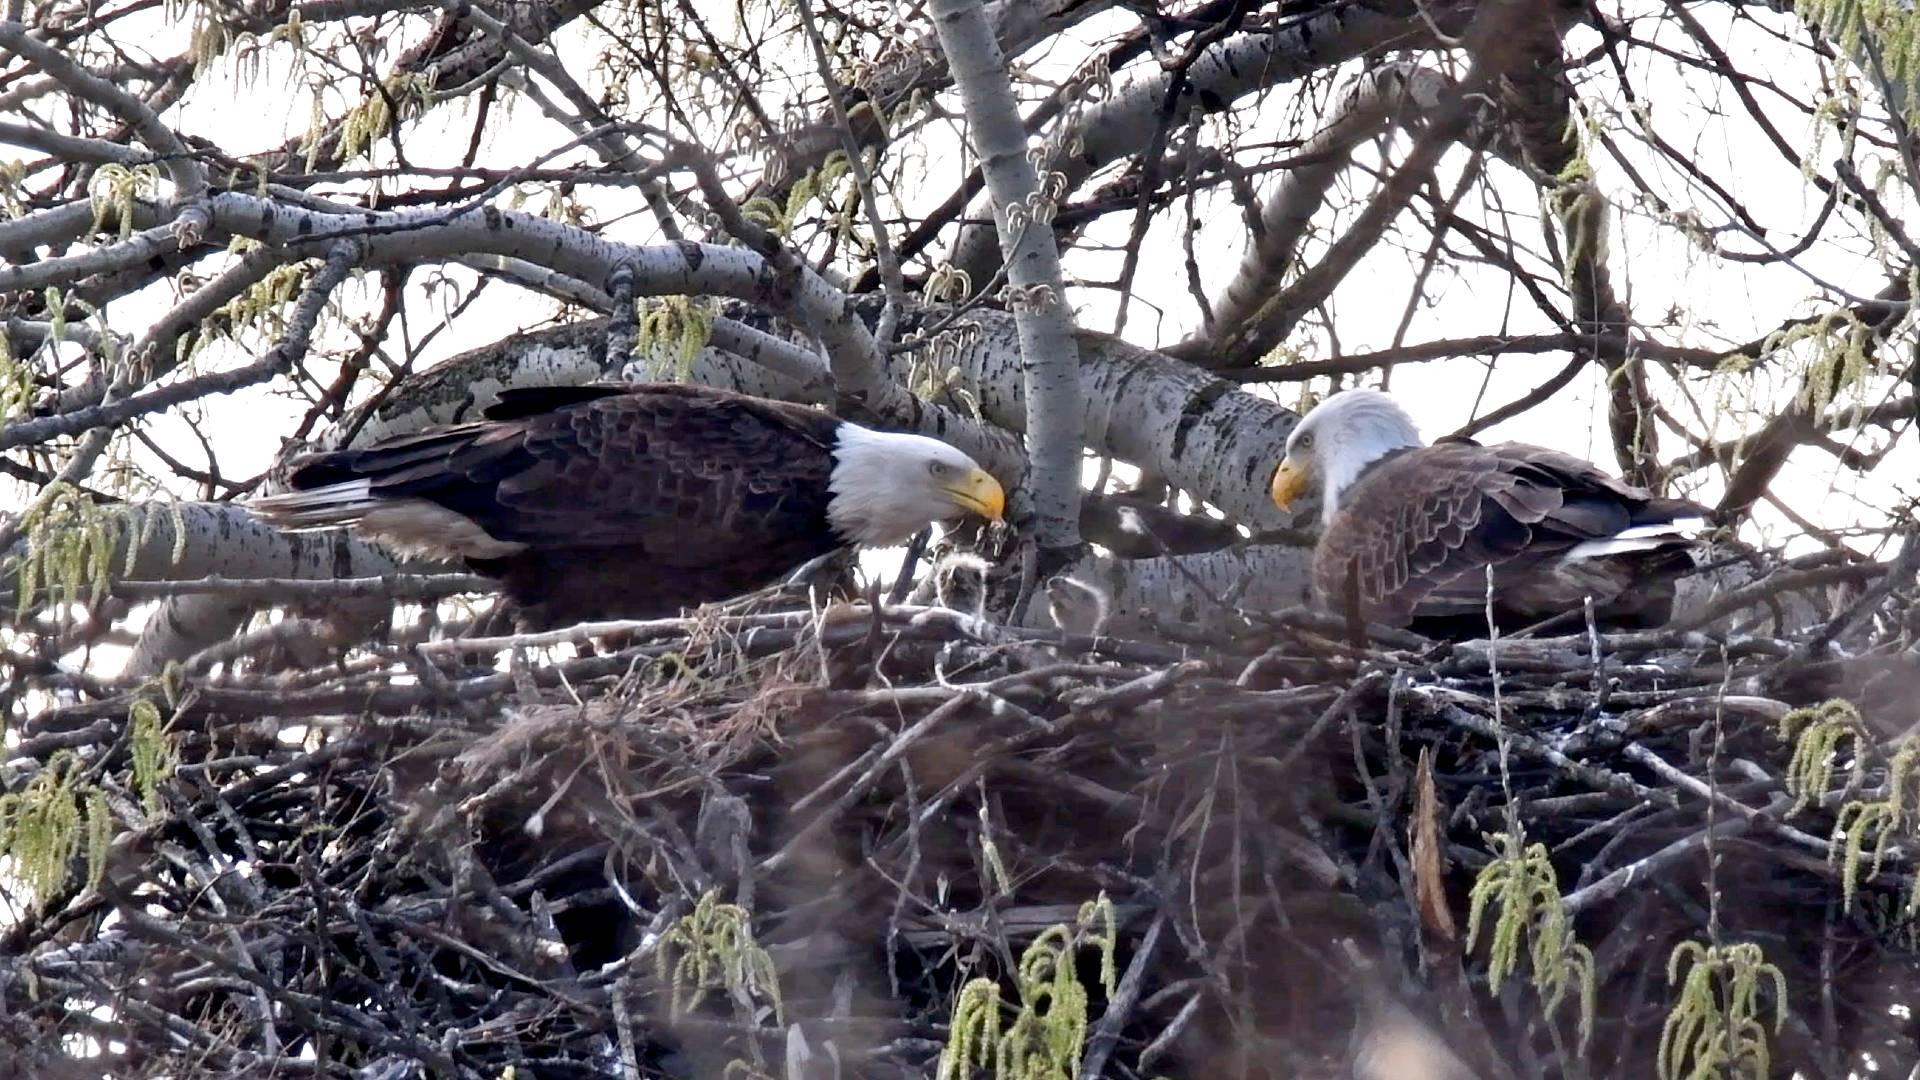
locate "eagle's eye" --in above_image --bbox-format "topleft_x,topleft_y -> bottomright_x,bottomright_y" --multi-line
928,460 -> 950,478
1296,432 -> 1315,451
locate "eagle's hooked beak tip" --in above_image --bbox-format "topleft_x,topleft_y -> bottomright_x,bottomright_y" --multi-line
1270,457 -> 1308,511
950,467 -> 1006,523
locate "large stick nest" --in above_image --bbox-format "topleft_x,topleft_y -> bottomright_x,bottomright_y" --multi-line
4,583 -> 1919,1079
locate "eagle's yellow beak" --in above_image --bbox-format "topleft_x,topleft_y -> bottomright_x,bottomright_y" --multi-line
946,467 -> 1006,522
1270,455 -> 1311,510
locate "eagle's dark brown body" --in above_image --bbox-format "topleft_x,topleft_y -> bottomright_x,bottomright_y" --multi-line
1317,440 -> 1710,635
281,384 -> 847,627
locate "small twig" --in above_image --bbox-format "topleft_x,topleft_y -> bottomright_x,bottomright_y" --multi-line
1079,908 -> 1167,1080
1562,814 -> 1755,916
1,241 -> 361,451
889,529 -> 931,606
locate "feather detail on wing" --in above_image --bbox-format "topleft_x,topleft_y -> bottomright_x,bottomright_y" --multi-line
251,384 -> 843,566
1312,441 -> 1710,629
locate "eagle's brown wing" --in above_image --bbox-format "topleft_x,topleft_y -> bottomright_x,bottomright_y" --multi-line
286,382 -> 843,564
1312,441 -> 1703,628
478,382 -> 636,420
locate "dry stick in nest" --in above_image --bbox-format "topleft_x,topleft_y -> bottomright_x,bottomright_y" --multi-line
882,665 -> 1216,849
777,691 -> 979,826
25,617 -> 1199,740
888,527 -> 932,605
1253,604 -> 1434,654
11,605 -> 1916,1075
109,573 -> 492,602
411,603 -> 1203,666
765,662 -> 1218,876
1620,743 -> 1843,865
1424,697 -> 1676,811
1668,561 -> 1892,635
1562,814 -> 1758,918
94,873 -> 470,1075
1275,667 -> 1392,774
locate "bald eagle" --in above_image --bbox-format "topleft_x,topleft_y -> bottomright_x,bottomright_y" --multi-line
251,383 -> 1006,628
1268,389 -> 1711,635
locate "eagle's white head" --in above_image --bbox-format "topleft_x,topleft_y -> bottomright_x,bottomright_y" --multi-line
827,425 -> 1006,547
1269,389 -> 1424,527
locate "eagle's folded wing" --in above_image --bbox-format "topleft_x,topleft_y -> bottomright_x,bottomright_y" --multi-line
1316,442 -> 1704,627
258,387 -> 836,564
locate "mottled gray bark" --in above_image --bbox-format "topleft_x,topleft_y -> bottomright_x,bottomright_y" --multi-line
0,501 -> 433,675
928,0 -> 1085,550
891,305 -> 1300,526
48,505 -> 428,592
1061,544 -> 1316,635
865,0 -> 1115,107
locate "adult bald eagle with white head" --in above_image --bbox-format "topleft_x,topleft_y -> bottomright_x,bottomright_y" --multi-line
1269,389 -> 1712,635
252,383 -> 1006,628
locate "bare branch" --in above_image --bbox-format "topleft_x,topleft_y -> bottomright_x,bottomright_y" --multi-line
0,21 -> 207,197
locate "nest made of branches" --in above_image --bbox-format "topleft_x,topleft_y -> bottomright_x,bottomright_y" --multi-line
3,586 -> 1920,1080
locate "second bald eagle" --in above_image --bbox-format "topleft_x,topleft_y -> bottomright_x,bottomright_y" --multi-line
1270,390 -> 1711,634
252,383 -> 1005,628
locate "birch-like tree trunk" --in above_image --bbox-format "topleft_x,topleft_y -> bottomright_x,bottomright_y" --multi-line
927,0 -> 1085,554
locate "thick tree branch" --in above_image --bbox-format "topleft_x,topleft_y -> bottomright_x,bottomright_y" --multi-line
930,0 -> 1086,552
888,302 -> 1300,526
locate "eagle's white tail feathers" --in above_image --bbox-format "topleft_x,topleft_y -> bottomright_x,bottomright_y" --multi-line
249,481 -> 378,529
1563,516 -> 1710,561
251,483 -> 527,560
